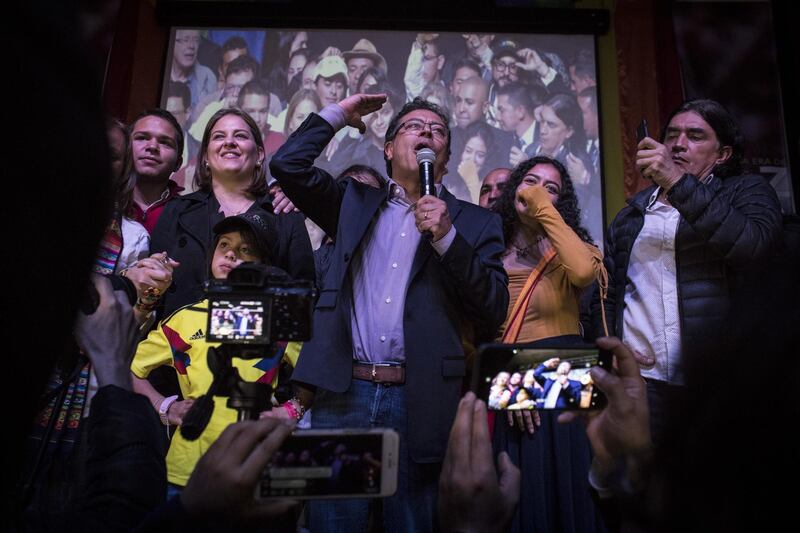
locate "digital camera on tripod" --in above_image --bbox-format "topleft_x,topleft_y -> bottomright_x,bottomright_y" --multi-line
180,262 -> 315,439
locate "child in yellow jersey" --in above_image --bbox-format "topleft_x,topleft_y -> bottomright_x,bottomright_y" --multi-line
130,209 -> 303,494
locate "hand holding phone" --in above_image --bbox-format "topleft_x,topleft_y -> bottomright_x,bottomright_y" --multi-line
256,428 -> 398,500
439,393 -> 520,532
557,337 -> 652,467
181,418 -> 298,520
473,344 -> 611,411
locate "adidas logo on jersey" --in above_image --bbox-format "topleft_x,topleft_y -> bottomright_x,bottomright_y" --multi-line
189,329 -> 204,340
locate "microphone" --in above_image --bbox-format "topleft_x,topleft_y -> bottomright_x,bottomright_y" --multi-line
416,148 -> 436,241
416,148 -> 436,197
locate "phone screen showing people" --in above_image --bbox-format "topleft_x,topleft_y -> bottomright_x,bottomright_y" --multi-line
207,296 -> 269,344
473,344 -> 610,410
256,430 -> 398,499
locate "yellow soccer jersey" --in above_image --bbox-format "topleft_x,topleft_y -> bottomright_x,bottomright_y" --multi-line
132,299 -> 300,486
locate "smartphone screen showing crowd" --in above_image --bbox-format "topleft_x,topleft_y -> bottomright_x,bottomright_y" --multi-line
473,344 -> 611,410
208,298 -> 267,344
256,429 -> 399,499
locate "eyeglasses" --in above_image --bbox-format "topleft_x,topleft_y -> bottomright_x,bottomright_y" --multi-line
493,61 -> 518,73
175,36 -> 200,45
422,54 -> 440,63
396,119 -> 448,140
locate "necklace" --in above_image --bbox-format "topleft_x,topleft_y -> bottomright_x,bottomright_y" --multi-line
514,245 -> 531,259
512,233 -> 545,259
217,196 -> 253,216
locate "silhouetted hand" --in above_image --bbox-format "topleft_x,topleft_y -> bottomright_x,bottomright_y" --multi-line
439,392 -> 520,533
75,275 -> 139,389
558,337 -> 651,467
181,418 -> 298,522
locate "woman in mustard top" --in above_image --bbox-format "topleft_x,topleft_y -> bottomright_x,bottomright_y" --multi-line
491,156 -> 607,533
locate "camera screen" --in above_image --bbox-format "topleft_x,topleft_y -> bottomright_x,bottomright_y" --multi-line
207,297 -> 268,344
257,433 -> 384,498
475,346 -> 608,410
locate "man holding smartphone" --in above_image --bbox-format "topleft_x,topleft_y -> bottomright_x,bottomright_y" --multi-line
271,93 -> 508,532
593,99 -> 782,439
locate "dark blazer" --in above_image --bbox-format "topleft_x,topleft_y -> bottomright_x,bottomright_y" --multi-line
270,114 -> 509,463
150,190 -> 315,317
591,173 -> 782,350
533,364 -> 582,408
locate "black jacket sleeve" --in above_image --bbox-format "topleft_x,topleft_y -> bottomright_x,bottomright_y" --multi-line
81,385 -> 167,530
668,173 -> 782,267
276,211 -> 315,284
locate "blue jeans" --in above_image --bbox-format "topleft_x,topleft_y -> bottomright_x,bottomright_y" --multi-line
166,482 -> 183,501
306,379 -> 440,533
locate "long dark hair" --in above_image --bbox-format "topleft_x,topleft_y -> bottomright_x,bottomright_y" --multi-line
459,121 -> 496,173
356,65 -> 389,94
262,30 -> 306,102
193,108 -> 267,196
542,93 -> 586,157
492,156 -> 593,245
106,116 -> 134,217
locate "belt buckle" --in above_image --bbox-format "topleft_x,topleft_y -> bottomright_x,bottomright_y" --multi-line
371,364 -> 378,381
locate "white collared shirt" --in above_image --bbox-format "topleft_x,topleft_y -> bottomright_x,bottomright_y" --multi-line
622,187 -> 683,384
544,379 -> 564,408
519,120 -> 537,153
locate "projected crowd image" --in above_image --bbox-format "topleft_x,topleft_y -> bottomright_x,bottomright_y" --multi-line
162,27 -> 604,244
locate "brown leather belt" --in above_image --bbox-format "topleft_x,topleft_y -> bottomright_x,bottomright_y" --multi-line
352,361 -> 405,384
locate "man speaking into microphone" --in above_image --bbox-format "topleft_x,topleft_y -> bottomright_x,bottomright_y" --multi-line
271,93 -> 508,532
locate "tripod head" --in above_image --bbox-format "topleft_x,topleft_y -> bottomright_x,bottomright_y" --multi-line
180,344 -> 276,440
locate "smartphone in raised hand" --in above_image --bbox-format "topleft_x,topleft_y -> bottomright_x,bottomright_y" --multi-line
255,428 -> 399,500
636,118 -> 649,144
472,343 -> 611,411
